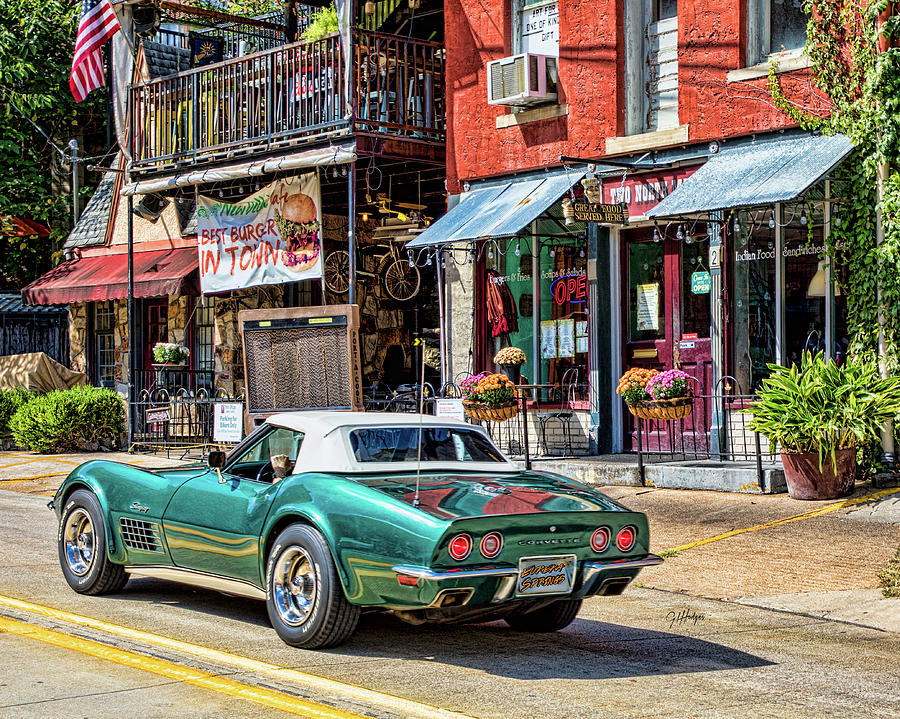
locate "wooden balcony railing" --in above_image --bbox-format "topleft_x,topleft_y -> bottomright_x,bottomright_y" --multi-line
129,29 -> 445,175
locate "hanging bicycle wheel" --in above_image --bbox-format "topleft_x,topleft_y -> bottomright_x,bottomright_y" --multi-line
323,250 -> 350,294
383,258 -> 421,302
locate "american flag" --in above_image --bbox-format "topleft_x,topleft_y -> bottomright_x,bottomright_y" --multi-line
69,0 -> 120,103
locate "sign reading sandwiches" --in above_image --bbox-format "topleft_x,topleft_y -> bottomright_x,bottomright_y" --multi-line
196,173 -> 323,294
573,202 -> 629,225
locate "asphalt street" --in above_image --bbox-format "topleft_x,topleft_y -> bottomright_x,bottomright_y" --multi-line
1,488 -> 898,719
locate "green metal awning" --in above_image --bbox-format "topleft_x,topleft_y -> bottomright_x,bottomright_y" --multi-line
647,134 -> 854,218
406,169 -> 585,248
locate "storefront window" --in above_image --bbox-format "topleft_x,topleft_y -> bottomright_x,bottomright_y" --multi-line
486,239 -> 535,380
484,230 -> 588,391
733,210 -> 777,392
783,201 -> 826,366
628,242 -> 665,342
540,244 -> 588,387
93,301 -> 116,389
680,240 -> 711,339
733,192 -> 847,394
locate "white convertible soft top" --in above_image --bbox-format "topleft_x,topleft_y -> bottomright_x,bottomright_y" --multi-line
265,411 -> 520,474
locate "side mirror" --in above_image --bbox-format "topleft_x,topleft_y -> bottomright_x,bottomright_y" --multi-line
207,450 -> 226,469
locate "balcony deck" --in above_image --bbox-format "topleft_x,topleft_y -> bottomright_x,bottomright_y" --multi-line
129,29 -> 445,178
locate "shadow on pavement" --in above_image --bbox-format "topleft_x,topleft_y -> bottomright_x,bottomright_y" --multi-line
116,579 -> 773,680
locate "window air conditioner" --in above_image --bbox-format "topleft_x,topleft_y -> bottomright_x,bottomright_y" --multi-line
486,53 -> 558,107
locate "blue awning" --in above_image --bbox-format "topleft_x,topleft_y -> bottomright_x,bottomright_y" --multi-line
647,134 -> 854,218
406,170 -> 586,248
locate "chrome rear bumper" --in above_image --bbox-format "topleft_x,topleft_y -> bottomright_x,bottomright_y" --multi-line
393,552 -> 663,598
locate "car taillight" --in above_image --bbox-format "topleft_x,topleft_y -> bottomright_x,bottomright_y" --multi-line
479,531 -> 503,559
448,533 -> 472,561
616,525 -> 637,552
591,527 -> 611,553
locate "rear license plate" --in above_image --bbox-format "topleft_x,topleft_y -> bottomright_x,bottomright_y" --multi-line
516,555 -> 577,597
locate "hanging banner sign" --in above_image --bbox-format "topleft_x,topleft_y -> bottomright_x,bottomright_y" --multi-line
573,202 -> 629,224
197,173 -> 323,294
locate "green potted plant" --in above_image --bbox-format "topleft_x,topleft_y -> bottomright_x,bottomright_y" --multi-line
493,346 -> 526,384
745,351 -> 900,500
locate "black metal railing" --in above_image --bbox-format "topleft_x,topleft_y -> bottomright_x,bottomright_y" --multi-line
133,367 -> 216,397
130,29 -> 445,174
632,376 -> 777,483
131,386 -> 243,459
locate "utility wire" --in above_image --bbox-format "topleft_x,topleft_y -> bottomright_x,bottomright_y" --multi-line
4,93 -> 119,166
5,96 -> 69,160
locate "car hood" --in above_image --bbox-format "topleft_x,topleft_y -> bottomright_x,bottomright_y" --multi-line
357,472 -> 623,520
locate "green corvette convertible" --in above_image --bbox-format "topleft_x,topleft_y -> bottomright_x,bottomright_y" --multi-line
51,412 -> 662,649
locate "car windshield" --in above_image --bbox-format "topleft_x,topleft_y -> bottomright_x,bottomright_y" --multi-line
349,427 -> 506,463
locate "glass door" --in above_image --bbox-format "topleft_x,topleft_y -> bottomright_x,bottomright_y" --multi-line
621,227 -> 713,450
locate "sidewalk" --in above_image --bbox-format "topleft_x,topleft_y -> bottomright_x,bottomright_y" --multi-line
1,449 -> 897,632
603,484 -> 900,632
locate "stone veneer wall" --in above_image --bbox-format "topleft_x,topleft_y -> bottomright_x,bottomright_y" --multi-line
212,285 -> 284,396
445,253 -> 475,382
68,300 -> 128,384
321,214 -> 424,384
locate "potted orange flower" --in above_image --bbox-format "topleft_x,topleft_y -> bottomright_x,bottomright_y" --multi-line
493,346 -> 526,384
461,372 -> 518,422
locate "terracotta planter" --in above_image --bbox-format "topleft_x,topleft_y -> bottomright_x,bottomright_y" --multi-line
780,447 -> 857,500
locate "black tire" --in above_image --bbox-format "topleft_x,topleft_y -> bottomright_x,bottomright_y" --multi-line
58,489 -> 128,595
265,524 -> 360,649
504,598 -> 583,632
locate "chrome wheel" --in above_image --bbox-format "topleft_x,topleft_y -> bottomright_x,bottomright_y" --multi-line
63,508 -> 95,576
271,545 -> 318,627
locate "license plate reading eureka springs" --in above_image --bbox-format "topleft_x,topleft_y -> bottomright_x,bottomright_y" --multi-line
516,555 -> 577,596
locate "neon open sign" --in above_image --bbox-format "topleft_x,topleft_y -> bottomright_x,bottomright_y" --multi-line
550,273 -> 587,305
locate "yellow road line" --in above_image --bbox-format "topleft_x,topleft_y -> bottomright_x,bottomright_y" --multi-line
0,460 -> 150,484
669,487 -> 900,553
0,471 -> 67,484
0,615 -> 366,719
0,459 -> 40,470
0,594 -> 476,719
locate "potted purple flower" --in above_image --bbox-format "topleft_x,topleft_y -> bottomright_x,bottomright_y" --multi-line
638,369 -> 694,420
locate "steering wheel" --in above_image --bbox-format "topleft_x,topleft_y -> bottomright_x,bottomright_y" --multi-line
255,462 -> 276,484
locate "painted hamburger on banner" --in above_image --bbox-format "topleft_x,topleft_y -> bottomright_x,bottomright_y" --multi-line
196,173 -> 322,293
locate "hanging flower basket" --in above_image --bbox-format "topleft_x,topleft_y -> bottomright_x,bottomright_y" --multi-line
627,397 -> 693,421
463,400 -> 518,423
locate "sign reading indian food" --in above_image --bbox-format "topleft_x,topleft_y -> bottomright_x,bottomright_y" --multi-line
573,201 -> 629,224
196,173 -> 323,293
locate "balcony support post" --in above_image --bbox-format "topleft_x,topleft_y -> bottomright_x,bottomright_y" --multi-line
348,162 -> 357,305
127,193 -> 135,449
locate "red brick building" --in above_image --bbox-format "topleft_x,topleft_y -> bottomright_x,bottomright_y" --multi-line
412,0 -> 849,456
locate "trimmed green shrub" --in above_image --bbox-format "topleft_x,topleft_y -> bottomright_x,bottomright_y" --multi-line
9,385 -> 124,453
0,388 -> 34,436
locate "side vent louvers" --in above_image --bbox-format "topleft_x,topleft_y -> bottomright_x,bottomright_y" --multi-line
486,53 -> 558,107
120,517 -> 162,553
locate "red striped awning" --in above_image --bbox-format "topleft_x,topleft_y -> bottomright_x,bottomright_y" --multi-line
22,248 -> 198,305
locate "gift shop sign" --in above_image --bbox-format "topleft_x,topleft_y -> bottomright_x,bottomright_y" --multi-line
197,173 -> 323,294
603,166 -> 699,217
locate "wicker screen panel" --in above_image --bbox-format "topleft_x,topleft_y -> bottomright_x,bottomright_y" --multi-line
244,326 -> 351,410
240,305 -> 362,415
